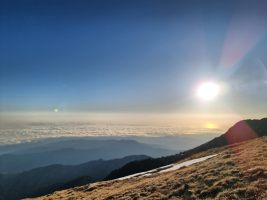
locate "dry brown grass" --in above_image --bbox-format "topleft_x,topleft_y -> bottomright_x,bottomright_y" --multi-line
32,137 -> 267,200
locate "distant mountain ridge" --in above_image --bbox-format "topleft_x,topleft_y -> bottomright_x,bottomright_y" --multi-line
0,134 -> 216,155
188,118 -> 267,153
106,118 -> 267,180
0,155 -> 149,200
0,139 -> 175,174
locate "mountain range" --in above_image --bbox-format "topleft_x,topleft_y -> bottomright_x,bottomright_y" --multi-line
0,155 -> 149,200
37,136 -> 267,200
32,118 -> 267,200
0,139 -> 175,174
1,118 -> 266,200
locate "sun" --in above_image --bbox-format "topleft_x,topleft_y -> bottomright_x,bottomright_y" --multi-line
205,122 -> 217,129
196,81 -> 220,101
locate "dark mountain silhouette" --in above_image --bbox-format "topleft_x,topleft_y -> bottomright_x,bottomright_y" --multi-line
0,155 -> 149,200
0,139 -> 175,174
106,118 -> 267,180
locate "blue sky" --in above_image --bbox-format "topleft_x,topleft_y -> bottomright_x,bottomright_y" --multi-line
1,0 -> 267,116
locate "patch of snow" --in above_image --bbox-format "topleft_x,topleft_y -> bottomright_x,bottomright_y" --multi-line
117,154 -> 217,181
160,154 -> 217,173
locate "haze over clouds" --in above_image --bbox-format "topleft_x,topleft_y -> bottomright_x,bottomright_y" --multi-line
0,112 -> 246,145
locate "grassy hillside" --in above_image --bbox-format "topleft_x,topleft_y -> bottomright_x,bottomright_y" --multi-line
33,137 -> 267,200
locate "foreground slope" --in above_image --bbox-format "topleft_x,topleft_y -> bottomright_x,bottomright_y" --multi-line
33,137 -> 267,200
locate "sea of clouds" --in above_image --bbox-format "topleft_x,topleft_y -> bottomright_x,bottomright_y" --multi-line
0,122 -> 224,145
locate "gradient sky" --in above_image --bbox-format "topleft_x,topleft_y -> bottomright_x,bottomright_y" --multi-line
1,0 -> 267,117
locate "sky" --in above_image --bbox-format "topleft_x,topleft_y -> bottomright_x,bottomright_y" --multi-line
1,0 -> 267,126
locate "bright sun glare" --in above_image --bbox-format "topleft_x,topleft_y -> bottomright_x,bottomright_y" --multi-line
205,122 -> 217,129
196,81 -> 220,101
